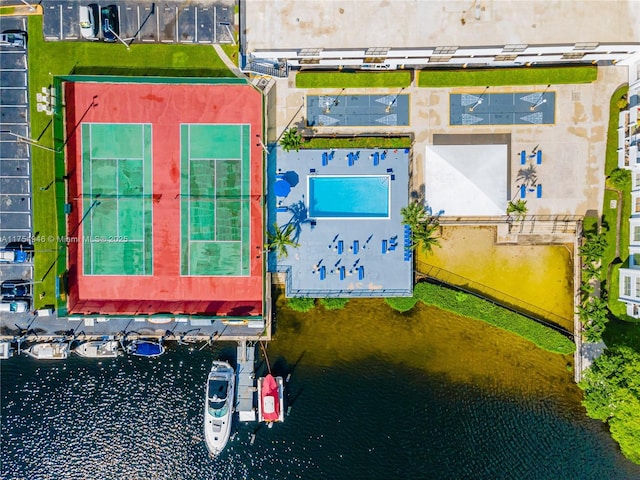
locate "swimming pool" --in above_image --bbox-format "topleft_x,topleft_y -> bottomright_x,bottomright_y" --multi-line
308,175 -> 390,218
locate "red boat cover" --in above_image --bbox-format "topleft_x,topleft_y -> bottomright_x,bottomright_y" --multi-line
261,374 -> 280,422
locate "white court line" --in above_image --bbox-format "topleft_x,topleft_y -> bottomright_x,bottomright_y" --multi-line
89,124 -> 94,275
187,124 -> 191,275
116,157 -> 120,239
91,156 -> 144,161
0,175 -> 29,179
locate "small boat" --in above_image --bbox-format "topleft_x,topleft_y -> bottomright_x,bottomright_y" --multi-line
0,341 -> 12,359
126,340 -> 165,357
204,361 -> 235,455
25,342 -> 70,360
258,374 -> 285,426
74,339 -> 120,358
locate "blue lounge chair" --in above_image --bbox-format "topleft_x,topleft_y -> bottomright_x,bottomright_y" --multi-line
310,168 -> 316,173
520,151 -> 526,165
276,205 -> 288,213
353,240 -> 359,255
322,154 -> 329,166
329,150 -> 335,160
319,266 -> 326,280
404,251 -> 412,262
339,266 -> 346,280
337,240 -> 344,254
536,150 -> 542,165
381,151 -> 387,160
382,239 -> 388,254
358,266 -> 364,280
373,152 -> 380,166
520,184 -> 526,199
537,184 -> 542,198
387,168 -> 393,173
388,244 -> 396,251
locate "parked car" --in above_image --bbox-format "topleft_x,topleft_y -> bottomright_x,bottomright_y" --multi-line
79,4 -> 99,40
0,249 -> 27,263
1,280 -> 30,298
101,5 -> 119,42
0,300 -> 29,313
0,30 -> 27,48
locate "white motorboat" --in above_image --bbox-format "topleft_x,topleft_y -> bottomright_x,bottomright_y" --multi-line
25,342 -> 70,360
74,339 -> 120,358
204,361 -> 235,455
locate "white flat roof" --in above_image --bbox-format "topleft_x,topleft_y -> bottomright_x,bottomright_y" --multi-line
245,0 -> 640,51
425,144 -> 507,217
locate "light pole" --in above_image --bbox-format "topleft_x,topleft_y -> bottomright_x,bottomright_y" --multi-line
325,88 -> 345,114
19,0 -> 36,12
530,85 -> 551,111
469,86 -> 489,112
386,87 -> 405,113
0,130 -> 58,153
108,27 -> 132,50
255,134 -> 269,154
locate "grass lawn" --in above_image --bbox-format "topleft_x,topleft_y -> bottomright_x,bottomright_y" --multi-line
418,66 -> 597,87
296,71 -> 411,89
600,86 -> 630,317
301,136 -> 412,150
26,15 -> 232,309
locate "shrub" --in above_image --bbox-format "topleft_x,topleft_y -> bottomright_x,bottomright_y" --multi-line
319,298 -> 350,310
385,296 -> 418,312
287,297 -> 316,312
413,282 -> 575,355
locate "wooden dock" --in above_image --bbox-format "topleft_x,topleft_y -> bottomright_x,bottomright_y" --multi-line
236,339 -> 257,422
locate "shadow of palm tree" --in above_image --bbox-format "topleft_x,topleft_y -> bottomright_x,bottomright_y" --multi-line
283,200 -> 312,243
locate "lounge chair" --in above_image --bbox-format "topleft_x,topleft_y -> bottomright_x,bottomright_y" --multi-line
319,266 -> 326,280
520,184 -> 526,199
537,184 -> 542,198
353,240 -> 359,255
536,150 -> 542,165
373,152 -> 380,166
337,240 -> 344,254
358,266 -> 365,280
520,151 -> 526,165
339,266 -> 346,280
381,239 -> 388,254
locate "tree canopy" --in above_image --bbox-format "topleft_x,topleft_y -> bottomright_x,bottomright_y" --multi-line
579,346 -> 640,464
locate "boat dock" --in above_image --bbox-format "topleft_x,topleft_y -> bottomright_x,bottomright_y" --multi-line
236,340 -> 257,422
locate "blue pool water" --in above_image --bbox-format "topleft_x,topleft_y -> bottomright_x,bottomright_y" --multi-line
309,175 -> 390,218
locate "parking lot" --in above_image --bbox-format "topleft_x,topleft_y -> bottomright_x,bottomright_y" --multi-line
42,0 -> 236,44
0,15 -> 34,321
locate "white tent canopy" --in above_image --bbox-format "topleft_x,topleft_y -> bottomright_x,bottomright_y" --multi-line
424,145 -> 508,217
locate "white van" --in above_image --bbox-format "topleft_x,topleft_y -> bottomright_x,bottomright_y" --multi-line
79,4 -> 99,40
0,301 -> 29,313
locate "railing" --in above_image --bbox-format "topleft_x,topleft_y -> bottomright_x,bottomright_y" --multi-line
415,261 -> 574,338
438,214 -> 582,227
274,265 -> 411,298
244,62 -> 289,78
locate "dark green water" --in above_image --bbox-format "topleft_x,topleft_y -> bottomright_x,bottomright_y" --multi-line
2,316 -> 640,479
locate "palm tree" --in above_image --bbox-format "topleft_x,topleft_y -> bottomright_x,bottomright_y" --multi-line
401,201 -> 441,254
279,127 -> 303,152
413,222 -> 441,254
507,199 -> 528,221
516,164 -> 538,187
266,223 -> 300,259
579,232 -> 607,263
400,201 -> 427,229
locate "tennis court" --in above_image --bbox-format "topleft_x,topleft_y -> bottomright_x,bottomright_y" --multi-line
180,124 -> 251,276
81,123 -> 153,276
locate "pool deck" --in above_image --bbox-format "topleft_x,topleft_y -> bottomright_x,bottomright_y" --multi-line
269,147 -> 413,297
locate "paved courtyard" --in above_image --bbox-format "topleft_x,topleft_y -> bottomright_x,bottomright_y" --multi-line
269,147 -> 413,297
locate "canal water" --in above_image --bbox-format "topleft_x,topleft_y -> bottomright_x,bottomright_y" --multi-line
2,299 -> 640,479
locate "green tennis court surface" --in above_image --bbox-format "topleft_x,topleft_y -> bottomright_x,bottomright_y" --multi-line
82,123 -> 153,275
181,124 -> 251,276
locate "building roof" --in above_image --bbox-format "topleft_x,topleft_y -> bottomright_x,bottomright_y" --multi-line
424,145 -> 507,217
245,0 -> 640,51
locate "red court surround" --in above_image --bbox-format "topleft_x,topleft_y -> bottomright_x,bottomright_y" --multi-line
63,81 -> 264,316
